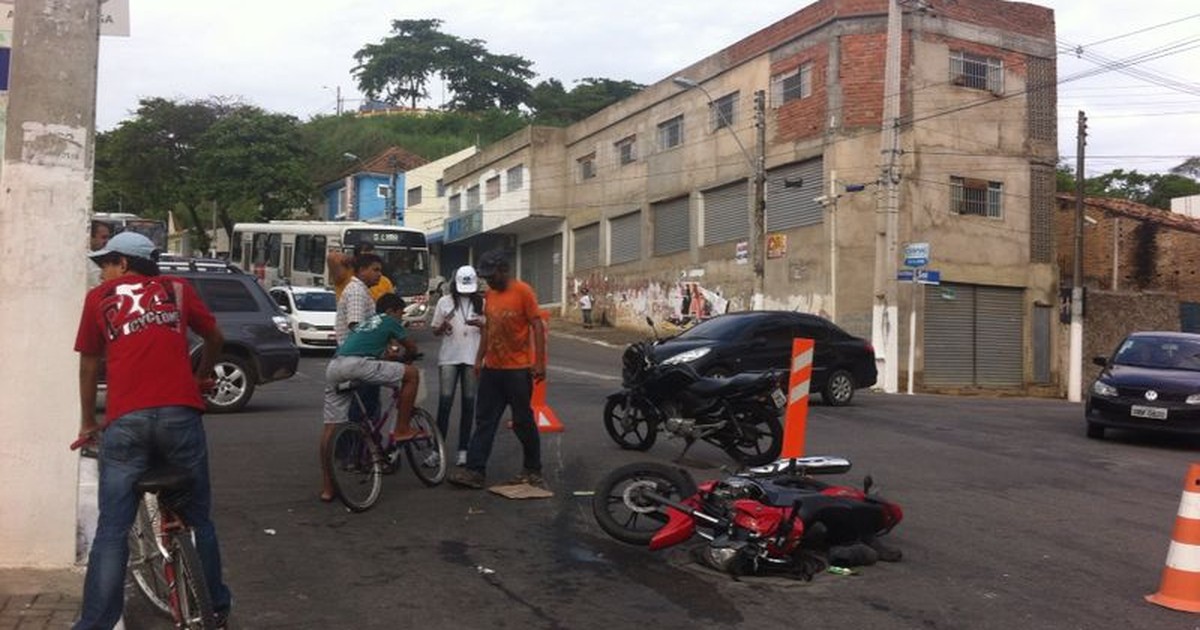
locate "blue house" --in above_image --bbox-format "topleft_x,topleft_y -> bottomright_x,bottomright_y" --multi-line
320,146 -> 429,224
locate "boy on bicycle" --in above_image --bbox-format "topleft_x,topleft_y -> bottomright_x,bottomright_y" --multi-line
74,232 -> 232,629
320,293 -> 421,502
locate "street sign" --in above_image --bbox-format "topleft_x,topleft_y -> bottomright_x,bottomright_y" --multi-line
897,269 -> 941,285
904,242 -> 930,268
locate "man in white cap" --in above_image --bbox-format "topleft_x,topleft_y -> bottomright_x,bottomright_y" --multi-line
73,232 -> 232,629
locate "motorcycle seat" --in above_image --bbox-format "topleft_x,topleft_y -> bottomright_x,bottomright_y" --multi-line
687,371 -> 779,398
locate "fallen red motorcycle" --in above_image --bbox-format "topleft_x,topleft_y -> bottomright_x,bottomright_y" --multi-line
591,456 -> 903,577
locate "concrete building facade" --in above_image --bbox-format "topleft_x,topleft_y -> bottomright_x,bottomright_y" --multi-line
439,0 -> 1058,393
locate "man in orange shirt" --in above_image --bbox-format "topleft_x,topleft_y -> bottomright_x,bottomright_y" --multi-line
448,250 -> 546,490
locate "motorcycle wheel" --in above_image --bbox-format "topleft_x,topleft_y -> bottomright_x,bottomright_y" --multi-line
719,409 -> 783,466
602,397 -> 658,451
592,461 -> 697,546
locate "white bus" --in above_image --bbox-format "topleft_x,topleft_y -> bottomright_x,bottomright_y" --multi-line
230,221 -> 431,302
92,212 -> 168,250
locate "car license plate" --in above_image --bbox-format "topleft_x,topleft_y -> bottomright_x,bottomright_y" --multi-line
771,388 -> 787,409
1131,405 -> 1168,420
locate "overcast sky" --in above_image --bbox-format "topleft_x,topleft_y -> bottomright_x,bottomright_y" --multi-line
96,0 -> 1199,176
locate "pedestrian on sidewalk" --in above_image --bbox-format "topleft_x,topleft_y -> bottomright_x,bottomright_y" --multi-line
448,251 -> 547,490
74,232 -> 232,629
430,265 -> 484,467
579,286 -> 594,329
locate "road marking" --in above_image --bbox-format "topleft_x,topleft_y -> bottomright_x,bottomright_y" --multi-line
549,365 -> 620,382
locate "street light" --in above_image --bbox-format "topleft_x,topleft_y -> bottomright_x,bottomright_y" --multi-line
673,76 -> 767,309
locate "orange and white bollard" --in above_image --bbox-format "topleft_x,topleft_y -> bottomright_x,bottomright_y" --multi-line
779,338 -> 814,458
1147,463 -> 1200,612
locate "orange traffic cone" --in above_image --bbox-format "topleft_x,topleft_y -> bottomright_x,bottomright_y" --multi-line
507,310 -> 564,433
1147,463 -> 1200,612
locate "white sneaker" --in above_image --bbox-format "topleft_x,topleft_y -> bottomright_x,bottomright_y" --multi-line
455,450 -> 468,467
422,452 -> 441,469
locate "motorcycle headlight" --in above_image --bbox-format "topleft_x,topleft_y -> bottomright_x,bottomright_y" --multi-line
1091,380 -> 1118,397
662,347 -> 712,365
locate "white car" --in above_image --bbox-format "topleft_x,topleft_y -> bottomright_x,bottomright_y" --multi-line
269,286 -> 337,350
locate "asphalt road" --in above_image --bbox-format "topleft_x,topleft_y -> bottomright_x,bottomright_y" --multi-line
127,328 -> 1200,629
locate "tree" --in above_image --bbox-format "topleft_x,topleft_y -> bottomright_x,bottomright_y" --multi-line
352,19 -> 536,112
529,77 -> 645,126
1054,162 -> 1200,210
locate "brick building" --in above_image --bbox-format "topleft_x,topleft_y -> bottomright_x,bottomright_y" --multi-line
440,0 -> 1058,393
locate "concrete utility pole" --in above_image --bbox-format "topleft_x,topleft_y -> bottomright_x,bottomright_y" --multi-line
1068,111 -> 1088,402
752,89 -> 767,309
872,0 -> 903,393
0,0 -> 100,566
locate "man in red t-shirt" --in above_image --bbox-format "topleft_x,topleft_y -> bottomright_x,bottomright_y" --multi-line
73,232 -> 232,629
448,250 -> 547,490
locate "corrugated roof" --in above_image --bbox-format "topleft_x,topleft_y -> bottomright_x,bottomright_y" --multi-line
1056,192 -> 1200,236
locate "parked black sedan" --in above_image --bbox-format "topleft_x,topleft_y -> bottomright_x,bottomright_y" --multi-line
1086,331 -> 1200,439
649,311 -> 877,405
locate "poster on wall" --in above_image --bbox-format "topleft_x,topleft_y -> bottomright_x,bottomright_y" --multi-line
767,233 -> 787,259
735,241 -> 749,264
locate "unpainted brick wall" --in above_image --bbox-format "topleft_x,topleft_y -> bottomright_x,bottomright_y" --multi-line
1080,291 -> 1179,386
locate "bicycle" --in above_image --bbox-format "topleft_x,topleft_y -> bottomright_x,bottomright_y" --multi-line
327,369 -> 447,512
73,437 -> 217,629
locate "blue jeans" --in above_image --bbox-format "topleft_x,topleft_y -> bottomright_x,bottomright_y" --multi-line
75,406 -> 231,630
436,363 -> 477,452
465,368 -> 540,475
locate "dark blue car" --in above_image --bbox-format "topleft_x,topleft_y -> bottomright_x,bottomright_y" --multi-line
649,311 -> 877,406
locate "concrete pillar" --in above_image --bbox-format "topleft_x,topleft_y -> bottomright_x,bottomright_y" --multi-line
0,0 -> 99,567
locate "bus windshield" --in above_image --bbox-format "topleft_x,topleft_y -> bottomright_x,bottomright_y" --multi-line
122,219 -> 168,251
379,249 -> 430,298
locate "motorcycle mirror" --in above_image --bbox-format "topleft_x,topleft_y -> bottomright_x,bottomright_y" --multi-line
646,316 -> 660,341
863,474 -> 874,495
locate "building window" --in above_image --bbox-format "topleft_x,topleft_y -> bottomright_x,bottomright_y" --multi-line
436,178 -> 446,197
377,184 -> 390,199
449,193 -> 461,214
712,91 -> 738,130
950,50 -> 1004,94
615,135 -> 637,165
486,175 -> 501,200
507,165 -> 524,191
467,185 -> 481,210
771,63 -> 811,106
406,186 -> 422,207
578,153 -> 596,180
657,115 -> 684,150
951,176 -> 1003,218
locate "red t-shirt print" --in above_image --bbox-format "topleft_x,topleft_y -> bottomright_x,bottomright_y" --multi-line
76,275 -> 218,422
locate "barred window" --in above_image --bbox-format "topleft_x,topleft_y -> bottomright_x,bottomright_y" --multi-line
951,176 -> 1003,218
657,115 -> 684,150
406,186 -> 422,207
467,185 -> 480,210
770,63 -> 811,106
950,50 -> 1003,94
485,176 -> 500,200
449,193 -> 461,214
507,165 -> 524,191
578,153 -> 596,181
712,92 -> 738,130
615,135 -> 637,165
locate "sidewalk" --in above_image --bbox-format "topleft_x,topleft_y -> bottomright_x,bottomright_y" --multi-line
0,567 -> 83,629
545,313 -> 647,348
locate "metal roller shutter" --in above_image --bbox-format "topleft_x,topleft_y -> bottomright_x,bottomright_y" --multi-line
574,223 -> 599,271
610,211 -> 641,264
519,234 -> 562,304
766,158 -> 824,231
653,197 -> 690,256
703,180 -> 749,245
923,283 -> 976,387
975,286 -> 1024,386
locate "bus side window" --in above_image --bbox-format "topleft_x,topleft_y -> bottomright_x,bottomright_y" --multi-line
311,236 -> 326,273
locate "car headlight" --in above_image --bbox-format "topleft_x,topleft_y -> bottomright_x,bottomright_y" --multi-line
272,315 -> 293,335
1091,380 -> 1118,397
1187,393 -> 1200,405
662,347 -> 712,365
298,322 -> 314,331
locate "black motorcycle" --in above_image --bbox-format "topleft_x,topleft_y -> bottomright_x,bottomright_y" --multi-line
603,321 -> 786,465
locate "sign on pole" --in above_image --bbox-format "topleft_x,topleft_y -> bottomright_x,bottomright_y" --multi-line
903,242 -> 930,268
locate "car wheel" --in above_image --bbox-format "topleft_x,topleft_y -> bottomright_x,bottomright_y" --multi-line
823,369 -> 856,406
206,354 -> 256,413
1086,421 -> 1105,440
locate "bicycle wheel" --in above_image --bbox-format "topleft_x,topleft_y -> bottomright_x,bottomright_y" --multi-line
127,495 -> 171,617
405,408 -> 447,486
328,421 -> 383,511
168,530 -> 216,629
